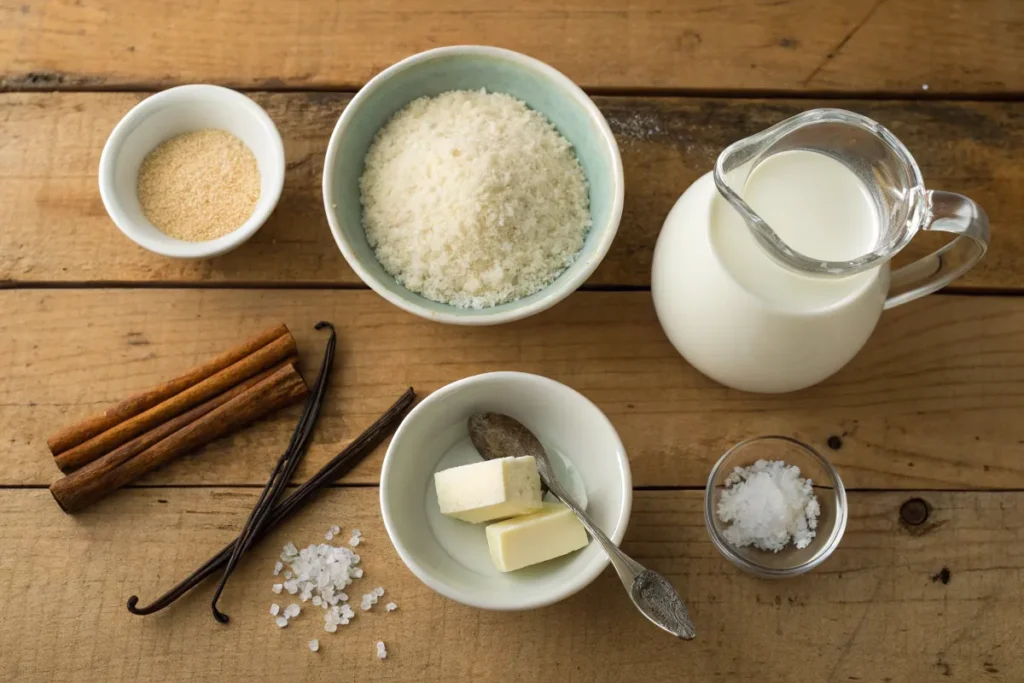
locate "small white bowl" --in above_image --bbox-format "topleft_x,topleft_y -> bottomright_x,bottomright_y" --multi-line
380,372 -> 632,610
98,84 -> 285,259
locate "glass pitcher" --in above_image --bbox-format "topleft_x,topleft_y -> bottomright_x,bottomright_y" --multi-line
651,108 -> 991,393
713,108 -> 989,308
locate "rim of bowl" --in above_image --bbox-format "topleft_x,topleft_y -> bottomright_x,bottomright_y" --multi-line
98,84 -> 285,259
322,45 -> 625,326
703,435 -> 848,578
379,371 -> 633,610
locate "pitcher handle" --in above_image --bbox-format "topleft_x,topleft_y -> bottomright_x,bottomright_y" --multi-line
885,191 -> 990,309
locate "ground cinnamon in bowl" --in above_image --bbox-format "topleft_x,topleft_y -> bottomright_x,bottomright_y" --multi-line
137,129 -> 260,242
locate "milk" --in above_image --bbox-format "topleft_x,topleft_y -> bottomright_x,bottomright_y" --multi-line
712,150 -> 881,310
651,160 -> 890,392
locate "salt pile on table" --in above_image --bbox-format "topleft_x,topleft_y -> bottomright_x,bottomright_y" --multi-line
268,528 -> 398,652
716,459 -> 820,552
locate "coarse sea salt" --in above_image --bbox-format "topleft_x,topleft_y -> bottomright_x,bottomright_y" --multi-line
716,459 -> 821,552
376,641 -> 387,660
273,538 -> 371,640
309,639 -> 319,652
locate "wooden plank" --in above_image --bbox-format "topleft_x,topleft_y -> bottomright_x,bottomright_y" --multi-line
4,289 -> 1023,490
1,0 -> 1021,93
1,93 -> 1021,290
0,487 -> 1020,682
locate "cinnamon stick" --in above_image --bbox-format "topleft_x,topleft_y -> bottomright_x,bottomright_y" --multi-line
54,331 -> 297,473
50,363 -> 309,514
54,356 -> 297,475
48,324 -> 290,456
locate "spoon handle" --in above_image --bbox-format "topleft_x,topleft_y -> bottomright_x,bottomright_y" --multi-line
542,473 -> 644,590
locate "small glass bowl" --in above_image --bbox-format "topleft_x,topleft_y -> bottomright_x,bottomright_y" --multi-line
705,436 -> 847,578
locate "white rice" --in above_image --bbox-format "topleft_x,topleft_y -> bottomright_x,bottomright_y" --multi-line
360,89 -> 591,309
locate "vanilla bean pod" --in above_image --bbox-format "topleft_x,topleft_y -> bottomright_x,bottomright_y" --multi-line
210,322 -> 336,623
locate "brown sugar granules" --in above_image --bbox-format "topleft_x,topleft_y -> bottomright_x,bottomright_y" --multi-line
137,129 -> 260,242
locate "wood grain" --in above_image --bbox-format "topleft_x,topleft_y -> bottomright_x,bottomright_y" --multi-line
1,93 -> 1021,289
0,487 -> 1020,682
4,289 -> 1023,490
1,0 -> 1021,93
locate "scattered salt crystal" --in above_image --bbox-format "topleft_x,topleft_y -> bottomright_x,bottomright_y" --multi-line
325,531 -> 334,541
352,529 -> 361,537
349,537 -> 360,547
271,583 -> 283,594
309,639 -> 319,652
331,525 -> 340,534
716,459 -> 820,552
270,603 -> 280,616
374,587 -> 384,597
376,641 -> 387,660
385,602 -> 397,612
275,616 -> 289,628
270,537 -> 373,640
282,542 -> 298,557
273,561 -> 283,576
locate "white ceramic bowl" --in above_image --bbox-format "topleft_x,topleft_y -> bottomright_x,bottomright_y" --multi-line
380,372 -> 632,610
98,84 -> 285,259
323,45 -> 624,325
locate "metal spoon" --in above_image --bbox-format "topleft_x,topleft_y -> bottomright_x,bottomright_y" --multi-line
468,412 -> 696,640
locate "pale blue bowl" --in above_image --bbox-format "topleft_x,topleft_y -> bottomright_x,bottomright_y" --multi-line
322,46 -> 624,325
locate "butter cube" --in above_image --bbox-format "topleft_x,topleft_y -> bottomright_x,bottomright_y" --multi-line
434,456 -> 542,524
486,502 -> 589,572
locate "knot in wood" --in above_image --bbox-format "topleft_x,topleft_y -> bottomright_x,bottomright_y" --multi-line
899,497 -> 929,526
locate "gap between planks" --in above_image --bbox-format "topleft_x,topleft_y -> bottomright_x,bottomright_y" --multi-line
7,484 -> 1024,493
2,282 -> 1023,297
4,79 -> 1024,103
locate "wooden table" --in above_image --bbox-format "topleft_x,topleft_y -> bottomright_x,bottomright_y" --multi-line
2,2 -> 1023,681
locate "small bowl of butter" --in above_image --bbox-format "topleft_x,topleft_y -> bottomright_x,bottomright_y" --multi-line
380,372 -> 632,610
